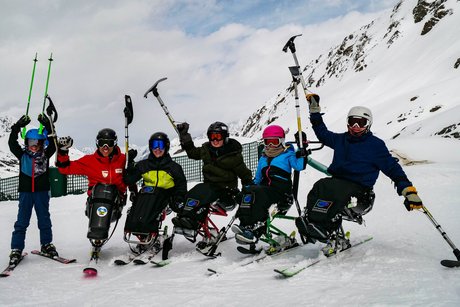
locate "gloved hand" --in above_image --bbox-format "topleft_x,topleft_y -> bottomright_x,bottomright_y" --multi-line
12,115 -> 31,130
296,147 -> 310,158
177,122 -> 189,135
170,197 -> 185,213
294,130 -> 308,148
123,105 -> 133,120
38,113 -> 53,133
57,136 -> 73,152
128,149 -> 138,163
402,186 -> 423,211
129,191 -> 137,203
306,94 -> 321,113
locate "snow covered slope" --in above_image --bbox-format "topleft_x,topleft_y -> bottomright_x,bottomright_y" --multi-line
239,0 -> 460,143
0,138 -> 459,306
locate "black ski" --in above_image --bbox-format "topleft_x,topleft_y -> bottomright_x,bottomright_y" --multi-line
440,259 -> 460,268
0,252 -> 28,277
30,250 -> 76,264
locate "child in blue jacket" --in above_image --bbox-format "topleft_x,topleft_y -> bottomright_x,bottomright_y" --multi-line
233,125 -> 307,244
8,115 -> 58,265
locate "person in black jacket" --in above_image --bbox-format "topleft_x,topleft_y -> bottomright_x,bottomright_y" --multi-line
7,114 -> 57,265
123,132 -> 187,254
172,121 -> 253,233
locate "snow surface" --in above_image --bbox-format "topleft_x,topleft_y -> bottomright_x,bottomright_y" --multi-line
1,137 -> 459,306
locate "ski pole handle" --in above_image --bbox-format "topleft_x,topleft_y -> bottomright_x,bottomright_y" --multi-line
21,53 -> 38,139
39,53 -> 53,135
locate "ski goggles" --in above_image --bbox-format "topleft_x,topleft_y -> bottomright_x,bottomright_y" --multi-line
150,139 -> 166,150
263,137 -> 284,147
347,116 -> 369,128
27,139 -> 44,147
208,132 -> 224,142
97,139 -> 117,148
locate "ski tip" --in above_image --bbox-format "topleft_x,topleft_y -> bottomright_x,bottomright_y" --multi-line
83,267 -> 98,277
440,259 -> 460,268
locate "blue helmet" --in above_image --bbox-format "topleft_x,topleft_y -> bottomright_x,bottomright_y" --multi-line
25,128 -> 48,146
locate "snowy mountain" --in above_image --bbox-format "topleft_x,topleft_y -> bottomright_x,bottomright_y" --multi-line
238,0 -> 460,142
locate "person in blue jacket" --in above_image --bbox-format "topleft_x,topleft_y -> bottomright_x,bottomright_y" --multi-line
8,114 -> 58,266
296,94 -> 423,251
233,125 -> 307,244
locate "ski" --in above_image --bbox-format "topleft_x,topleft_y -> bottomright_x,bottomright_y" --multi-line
440,259 -> 460,268
274,237 -> 373,278
207,243 -> 303,276
113,254 -> 136,266
150,259 -> 172,267
0,252 -> 28,278
30,250 -> 76,264
133,252 -> 158,265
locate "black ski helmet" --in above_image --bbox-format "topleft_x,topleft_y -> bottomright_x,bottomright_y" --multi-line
207,121 -> 229,143
149,132 -> 170,154
96,128 -> 117,147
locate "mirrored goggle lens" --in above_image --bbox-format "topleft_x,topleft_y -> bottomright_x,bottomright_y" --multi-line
28,139 -> 44,147
150,139 -> 165,150
263,138 -> 281,147
209,133 -> 223,141
97,139 -> 116,147
348,117 -> 368,128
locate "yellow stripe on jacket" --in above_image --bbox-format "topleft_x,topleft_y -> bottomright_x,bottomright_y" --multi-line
142,170 -> 175,189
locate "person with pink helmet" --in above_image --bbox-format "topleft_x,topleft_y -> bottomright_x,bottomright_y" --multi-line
232,124 -> 307,246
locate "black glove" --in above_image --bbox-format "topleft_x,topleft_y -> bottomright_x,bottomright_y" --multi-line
38,113 -> 53,133
176,122 -> 189,135
128,149 -> 138,163
57,136 -> 73,151
296,147 -> 310,158
129,191 -> 137,203
123,106 -> 133,120
12,115 -> 31,130
402,186 -> 423,211
306,94 -> 321,113
170,197 -> 185,213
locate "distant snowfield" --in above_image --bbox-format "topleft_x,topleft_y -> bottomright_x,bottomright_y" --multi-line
1,137 -> 459,306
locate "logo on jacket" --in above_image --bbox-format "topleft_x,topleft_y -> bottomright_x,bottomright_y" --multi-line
115,168 -> 122,174
102,171 -> 108,178
96,206 -> 108,217
312,199 -> 333,213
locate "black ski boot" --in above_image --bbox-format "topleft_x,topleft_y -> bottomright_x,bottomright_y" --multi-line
41,243 -> 59,257
9,249 -> 23,266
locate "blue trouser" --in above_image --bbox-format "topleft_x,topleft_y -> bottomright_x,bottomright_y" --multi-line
11,191 -> 53,250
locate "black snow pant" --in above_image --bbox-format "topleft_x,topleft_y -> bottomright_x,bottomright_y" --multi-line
178,182 -> 236,229
236,185 -> 285,227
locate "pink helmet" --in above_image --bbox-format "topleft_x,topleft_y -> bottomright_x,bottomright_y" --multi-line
262,125 -> 285,139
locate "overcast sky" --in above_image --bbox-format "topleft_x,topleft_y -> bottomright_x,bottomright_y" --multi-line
0,0 -> 399,148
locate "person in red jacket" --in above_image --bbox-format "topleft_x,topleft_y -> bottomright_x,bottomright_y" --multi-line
56,128 -> 133,255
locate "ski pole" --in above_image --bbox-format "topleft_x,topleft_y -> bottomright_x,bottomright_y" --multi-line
44,95 -> 59,164
144,77 -> 179,135
39,53 -> 53,135
124,95 -> 134,168
283,34 -> 313,99
288,65 -> 308,244
21,53 -> 38,139
205,214 -> 237,257
421,206 -> 460,266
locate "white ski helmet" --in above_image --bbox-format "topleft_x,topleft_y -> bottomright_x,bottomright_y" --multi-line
347,106 -> 373,136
